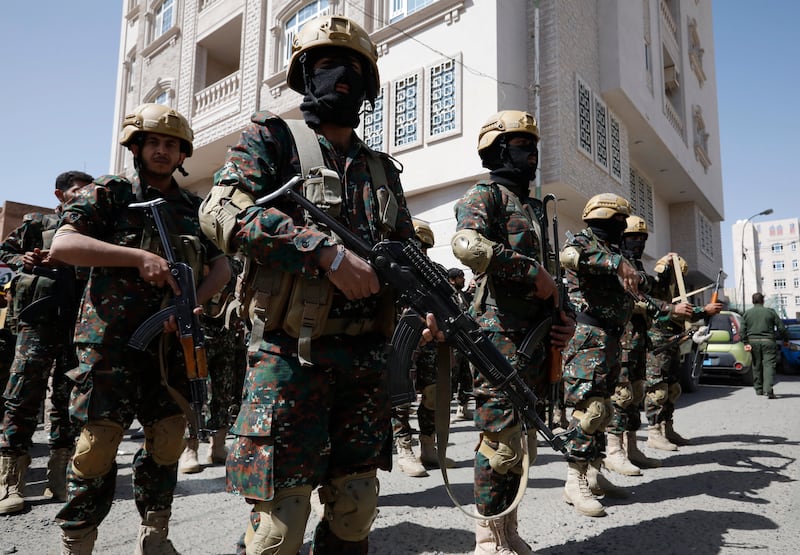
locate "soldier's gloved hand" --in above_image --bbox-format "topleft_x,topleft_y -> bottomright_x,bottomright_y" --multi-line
692,325 -> 712,344
550,310 -> 576,348
617,259 -> 641,296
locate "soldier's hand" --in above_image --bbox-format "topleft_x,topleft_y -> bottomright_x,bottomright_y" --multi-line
420,312 -> 445,345
744,343 -> 752,352
138,251 -> 180,296
533,266 -> 558,302
22,248 -> 46,271
672,302 -> 694,318
704,302 -> 723,316
321,246 -> 380,300
617,259 -> 641,296
550,310 -> 576,348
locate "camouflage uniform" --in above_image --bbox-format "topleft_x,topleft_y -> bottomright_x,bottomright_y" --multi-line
54,175 -> 224,531
207,111 -> 413,551
454,180 -> 551,516
561,228 -> 634,462
0,211 -> 80,455
391,342 -> 437,442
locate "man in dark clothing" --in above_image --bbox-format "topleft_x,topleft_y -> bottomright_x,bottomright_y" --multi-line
742,292 -> 788,398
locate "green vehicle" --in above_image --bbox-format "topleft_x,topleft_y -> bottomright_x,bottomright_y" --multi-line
697,310 -> 753,385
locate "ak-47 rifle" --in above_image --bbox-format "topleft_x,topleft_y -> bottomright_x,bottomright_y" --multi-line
17,265 -> 80,369
543,194 -> 566,429
256,176 -> 576,455
127,199 -> 210,441
710,269 -> 723,304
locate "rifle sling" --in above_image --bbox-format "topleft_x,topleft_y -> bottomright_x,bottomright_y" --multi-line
157,332 -> 202,439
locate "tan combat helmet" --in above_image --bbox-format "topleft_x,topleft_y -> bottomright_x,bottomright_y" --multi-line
287,15 -> 380,97
654,253 -> 688,276
477,110 -> 539,154
624,215 -> 649,237
119,103 -> 194,156
581,193 -> 631,221
413,218 -> 434,249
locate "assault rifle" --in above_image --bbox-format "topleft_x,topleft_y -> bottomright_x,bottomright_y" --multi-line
542,194 -> 567,429
17,265 -> 80,369
127,199 -> 210,441
256,176 -> 575,455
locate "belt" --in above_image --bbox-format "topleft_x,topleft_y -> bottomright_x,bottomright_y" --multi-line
576,312 -> 623,338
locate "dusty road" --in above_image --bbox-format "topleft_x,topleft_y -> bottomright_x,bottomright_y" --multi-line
2,374 -> 799,554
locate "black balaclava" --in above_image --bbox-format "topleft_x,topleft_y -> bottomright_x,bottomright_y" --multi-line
621,233 -> 647,261
299,47 -> 367,130
486,133 -> 538,198
588,217 -> 627,246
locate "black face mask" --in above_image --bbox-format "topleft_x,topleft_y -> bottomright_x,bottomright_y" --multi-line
589,218 -> 628,246
300,56 -> 366,129
621,235 -> 647,260
488,137 -> 539,195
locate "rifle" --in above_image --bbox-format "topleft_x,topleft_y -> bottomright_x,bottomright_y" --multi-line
256,176 -> 575,455
17,265 -> 80,369
542,194 -> 566,429
127,199 -> 210,441
710,269 -> 723,304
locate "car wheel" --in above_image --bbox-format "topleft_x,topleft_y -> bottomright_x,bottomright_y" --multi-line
741,367 -> 754,386
680,349 -> 702,393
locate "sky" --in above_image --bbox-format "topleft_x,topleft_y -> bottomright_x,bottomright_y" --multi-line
0,1 -> 797,290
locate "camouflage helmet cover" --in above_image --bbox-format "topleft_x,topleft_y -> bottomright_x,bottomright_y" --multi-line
119,103 -> 194,156
582,193 -> 631,221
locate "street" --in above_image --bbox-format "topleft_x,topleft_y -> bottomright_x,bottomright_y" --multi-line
2,374 -> 799,554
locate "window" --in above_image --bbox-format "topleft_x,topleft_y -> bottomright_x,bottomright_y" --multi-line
795,295 -> 800,305
794,277 -> 800,288
773,243 -> 784,253
629,167 -> 654,230
362,85 -> 387,152
391,71 -> 422,151
774,261 -> 785,272
153,0 -> 174,40
794,260 -> 799,270
609,114 -> 622,182
577,74 -> 624,180
154,91 -> 169,105
389,0 -> 436,23
793,243 -> 798,252
577,76 -> 593,157
698,211 -> 714,258
283,1 -> 330,67
775,279 -> 787,289
425,55 -> 461,142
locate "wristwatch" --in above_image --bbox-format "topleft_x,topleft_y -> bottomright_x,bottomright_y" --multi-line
326,245 -> 346,277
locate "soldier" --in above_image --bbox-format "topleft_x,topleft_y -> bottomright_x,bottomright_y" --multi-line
0,282 -> 15,423
198,15 -> 424,554
179,256 -> 247,473
0,170 -> 93,515
452,110 -> 574,553
742,292 -> 788,399
49,104 -> 231,553
447,267 -> 473,421
645,255 -> 721,450
559,193 -> 642,517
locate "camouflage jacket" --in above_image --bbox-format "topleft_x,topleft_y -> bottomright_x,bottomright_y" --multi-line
563,228 -> 634,331
59,174 -> 224,346
453,180 -> 551,332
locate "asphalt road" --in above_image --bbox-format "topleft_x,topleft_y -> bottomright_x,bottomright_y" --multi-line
2,373 -> 799,554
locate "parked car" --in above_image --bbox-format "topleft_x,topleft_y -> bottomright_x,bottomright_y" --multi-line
778,323 -> 800,373
697,310 -> 753,385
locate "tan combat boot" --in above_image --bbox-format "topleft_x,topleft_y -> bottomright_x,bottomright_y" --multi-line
205,427 -> 228,465
61,526 -> 98,555
44,447 -> 74,501
663,420 -> 691,446
454,403 -> 472,422
419,434 -> 455,468
503,508 -> 533,555
563,461 -> 606,517
0,452 -> 31,515
587,458 -> 628,498
647,424 -> 678,451
474,518 -> 515,555
135,509 -> 179,555
178,438 -> 202,474
602,433 -> 641,476
624,430 -> 661,468
395,437 -> 428,477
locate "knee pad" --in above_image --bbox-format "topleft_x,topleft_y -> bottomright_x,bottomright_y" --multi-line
247,486 -> 312,555
574,396 -> 609,434
480,425 -> 528,475
646,383 -> 669,406
421,384 -> 436,411
631,380 -> 645,406
144,414 -> 187,466
72,420 -> 124,479
611,383 -> 634,408
668,382 -> 682,404
318,470 -> 379,542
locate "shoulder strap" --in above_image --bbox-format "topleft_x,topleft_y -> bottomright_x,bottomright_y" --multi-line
284,119 -> 325,177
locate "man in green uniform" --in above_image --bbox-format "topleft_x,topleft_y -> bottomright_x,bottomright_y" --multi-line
742,292 -> 788,398
50,104 -> 230,553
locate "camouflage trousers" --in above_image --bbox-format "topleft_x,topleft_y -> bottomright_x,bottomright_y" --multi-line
391,342 -> 438,439
0,323 -> 75,453
0,328 -> 16,423
473,329 -> 544,515
562,323 -> 620,461
203,320 -> 247,431
609,323 -> 648,434
56,341 -> 188,529
644,344 -> 681,425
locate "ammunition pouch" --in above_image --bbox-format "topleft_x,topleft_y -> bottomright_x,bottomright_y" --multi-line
10,272 -> 56,327
199,185 -> 256,255
303,167 -> 342,219
283,277 -> 334,365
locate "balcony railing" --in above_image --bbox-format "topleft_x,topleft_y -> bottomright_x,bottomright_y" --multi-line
663,99 -> 684,137
199,0 -> 223,12
194,71 -> 240,117
660,0 -> 677,41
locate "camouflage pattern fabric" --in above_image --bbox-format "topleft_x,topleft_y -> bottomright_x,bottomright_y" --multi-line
208,113 -> 412,550
0,327 -> 16,422
611,316 -> 648,433
561,227 -> 633,461
454,180 -> 550,516
55,174 -> 223,529
202,315 -> 247,430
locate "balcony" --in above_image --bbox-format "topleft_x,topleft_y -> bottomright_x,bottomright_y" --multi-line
663,98 -> 684,138
193,71 -> 240,122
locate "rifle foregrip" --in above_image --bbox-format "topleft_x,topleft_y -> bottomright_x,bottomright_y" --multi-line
196,346 -> 208,379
